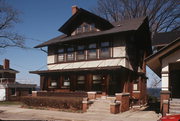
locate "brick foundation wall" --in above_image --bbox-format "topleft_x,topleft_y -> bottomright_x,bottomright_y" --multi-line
160,91 -> 170,114
37,91 -> 87,97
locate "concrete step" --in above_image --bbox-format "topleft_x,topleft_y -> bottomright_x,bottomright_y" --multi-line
170,106 -> 180,110
87,109 -> 110,113
169,109 -> 180,115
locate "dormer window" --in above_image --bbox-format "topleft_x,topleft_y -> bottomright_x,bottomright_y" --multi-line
67,47 -> 74,61
83,24 -> 89,32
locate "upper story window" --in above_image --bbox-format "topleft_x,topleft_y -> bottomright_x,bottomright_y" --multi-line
67,47 -> 74,61
88,43 -> 97,59
100,41 -> 110,58
77,45 -> 85,60
90,24 -> 95,31
83,24 -> 89,32
57,48 -> 64,62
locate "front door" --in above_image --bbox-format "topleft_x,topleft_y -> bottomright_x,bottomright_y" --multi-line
170,69 -> 180,98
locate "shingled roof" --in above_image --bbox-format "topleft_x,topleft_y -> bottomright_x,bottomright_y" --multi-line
152,31 -> 180,46
0,65 -> 19,73
35,16 -> 147,48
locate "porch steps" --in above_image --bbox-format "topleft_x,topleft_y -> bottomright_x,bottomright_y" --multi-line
86,97 -> 115,114
169,98 -> 180,115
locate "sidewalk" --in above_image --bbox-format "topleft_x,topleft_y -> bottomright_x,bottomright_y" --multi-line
0,105 -> 160,121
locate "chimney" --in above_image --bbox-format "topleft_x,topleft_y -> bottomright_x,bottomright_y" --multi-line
72,5 -> 78,15
3,59 -> 9,69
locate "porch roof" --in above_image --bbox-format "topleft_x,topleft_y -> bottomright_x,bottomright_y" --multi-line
30,66 -> 135,75
145,37 -> 180,76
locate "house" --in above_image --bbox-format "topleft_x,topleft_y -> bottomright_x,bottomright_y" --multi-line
0,59 -> 36,101
146,32 -> 180,115
30,6 -> 152,105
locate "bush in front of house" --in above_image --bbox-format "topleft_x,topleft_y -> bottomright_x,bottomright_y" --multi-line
21,96 -> 83,111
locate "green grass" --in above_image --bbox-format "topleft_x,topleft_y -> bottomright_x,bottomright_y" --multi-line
0,101 -> 22,105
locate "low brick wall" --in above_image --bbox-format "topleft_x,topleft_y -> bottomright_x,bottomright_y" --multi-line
36,91 -> 87,97
116,93 -> 130,112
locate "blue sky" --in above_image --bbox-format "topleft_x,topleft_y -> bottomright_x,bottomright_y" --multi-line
0,0 -> 160,87
0,0 -> 98,85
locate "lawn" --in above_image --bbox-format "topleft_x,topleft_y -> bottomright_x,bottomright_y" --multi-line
0,101 -> 22,105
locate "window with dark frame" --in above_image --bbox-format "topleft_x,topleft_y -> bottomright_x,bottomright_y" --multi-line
11,88 -> 16,96
83,24 -> 89,32
100,41 -> 110,58
50,76 -> 58,88
88,43 -> 97,59
133,80 -> 139,91
76,75 -> 85,91
92,75 -> 102,91
57,48 -> 64,62
62,76 -> 70,88
67,47 -> 74,61
77,45 -> 85,60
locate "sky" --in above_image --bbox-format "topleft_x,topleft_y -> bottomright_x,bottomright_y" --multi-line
0,0 -> 160,87
0,0 -> 98,86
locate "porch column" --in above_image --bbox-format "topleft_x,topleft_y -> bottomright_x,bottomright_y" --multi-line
161,72 -> 169,91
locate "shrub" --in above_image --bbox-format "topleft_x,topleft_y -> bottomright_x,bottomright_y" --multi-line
21,96 -> 83,111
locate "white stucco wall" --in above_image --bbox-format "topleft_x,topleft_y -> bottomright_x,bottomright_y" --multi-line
47,58 -> 130,70
161,49 -> 180,91
0,86 -> 6,101
47,55 -> 56,64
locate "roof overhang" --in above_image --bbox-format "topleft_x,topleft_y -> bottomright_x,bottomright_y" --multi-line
30,66 -> 134,75
145,37 -> 180,76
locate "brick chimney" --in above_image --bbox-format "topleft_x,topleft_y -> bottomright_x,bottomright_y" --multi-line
3,59 -> 9,69
72,5 -> 78,15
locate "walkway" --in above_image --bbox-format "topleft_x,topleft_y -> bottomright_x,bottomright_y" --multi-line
0,105 -> 160,121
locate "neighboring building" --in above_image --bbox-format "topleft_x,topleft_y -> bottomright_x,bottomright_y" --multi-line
152,31 -> 180,52
146,32 -> 180,115
0,59 -> 36,101
30,6 -> 152,104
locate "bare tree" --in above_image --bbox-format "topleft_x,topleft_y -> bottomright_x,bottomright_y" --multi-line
0,0 -> 25,49
93,0 -> 180,34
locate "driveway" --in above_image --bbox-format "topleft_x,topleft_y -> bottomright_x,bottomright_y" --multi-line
0,105 -> 160,121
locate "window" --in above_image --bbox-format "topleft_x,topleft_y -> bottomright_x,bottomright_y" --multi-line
92,75 -> 102,91
76,75 -> 85,91
67,47 -> 74,61
133,80 -> 139,91
57,48 -> 64,62
77,26 -> 83,34
100,41 -> 110,58
90,24 -> 95,31
50,76 -> 58,88
62,76 -> 70,88
83,24 -> 89,32
88,43 -> 97,59
11,88 -> 16,96
77,45 -> 85,60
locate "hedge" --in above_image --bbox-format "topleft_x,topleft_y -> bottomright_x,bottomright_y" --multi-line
21,96 -> 83,111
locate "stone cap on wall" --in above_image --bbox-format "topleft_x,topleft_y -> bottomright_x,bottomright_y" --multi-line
115,93 -> 130,96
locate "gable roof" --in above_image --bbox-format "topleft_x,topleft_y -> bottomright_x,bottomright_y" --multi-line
59,8 -> 114,35
0,65 -> 19,73
35,16 -> 147,48
152,31 -> 180,46
145,37 -> 180,76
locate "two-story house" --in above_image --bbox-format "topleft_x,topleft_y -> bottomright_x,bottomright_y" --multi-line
0,59 -> 36,101
30,6 -> 152,104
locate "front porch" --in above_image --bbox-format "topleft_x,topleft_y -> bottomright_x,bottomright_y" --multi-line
32,67 -> 139,96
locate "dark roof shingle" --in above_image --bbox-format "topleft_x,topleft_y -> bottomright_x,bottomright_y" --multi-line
152,31 -> 180,46
35,17 -> 147,48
